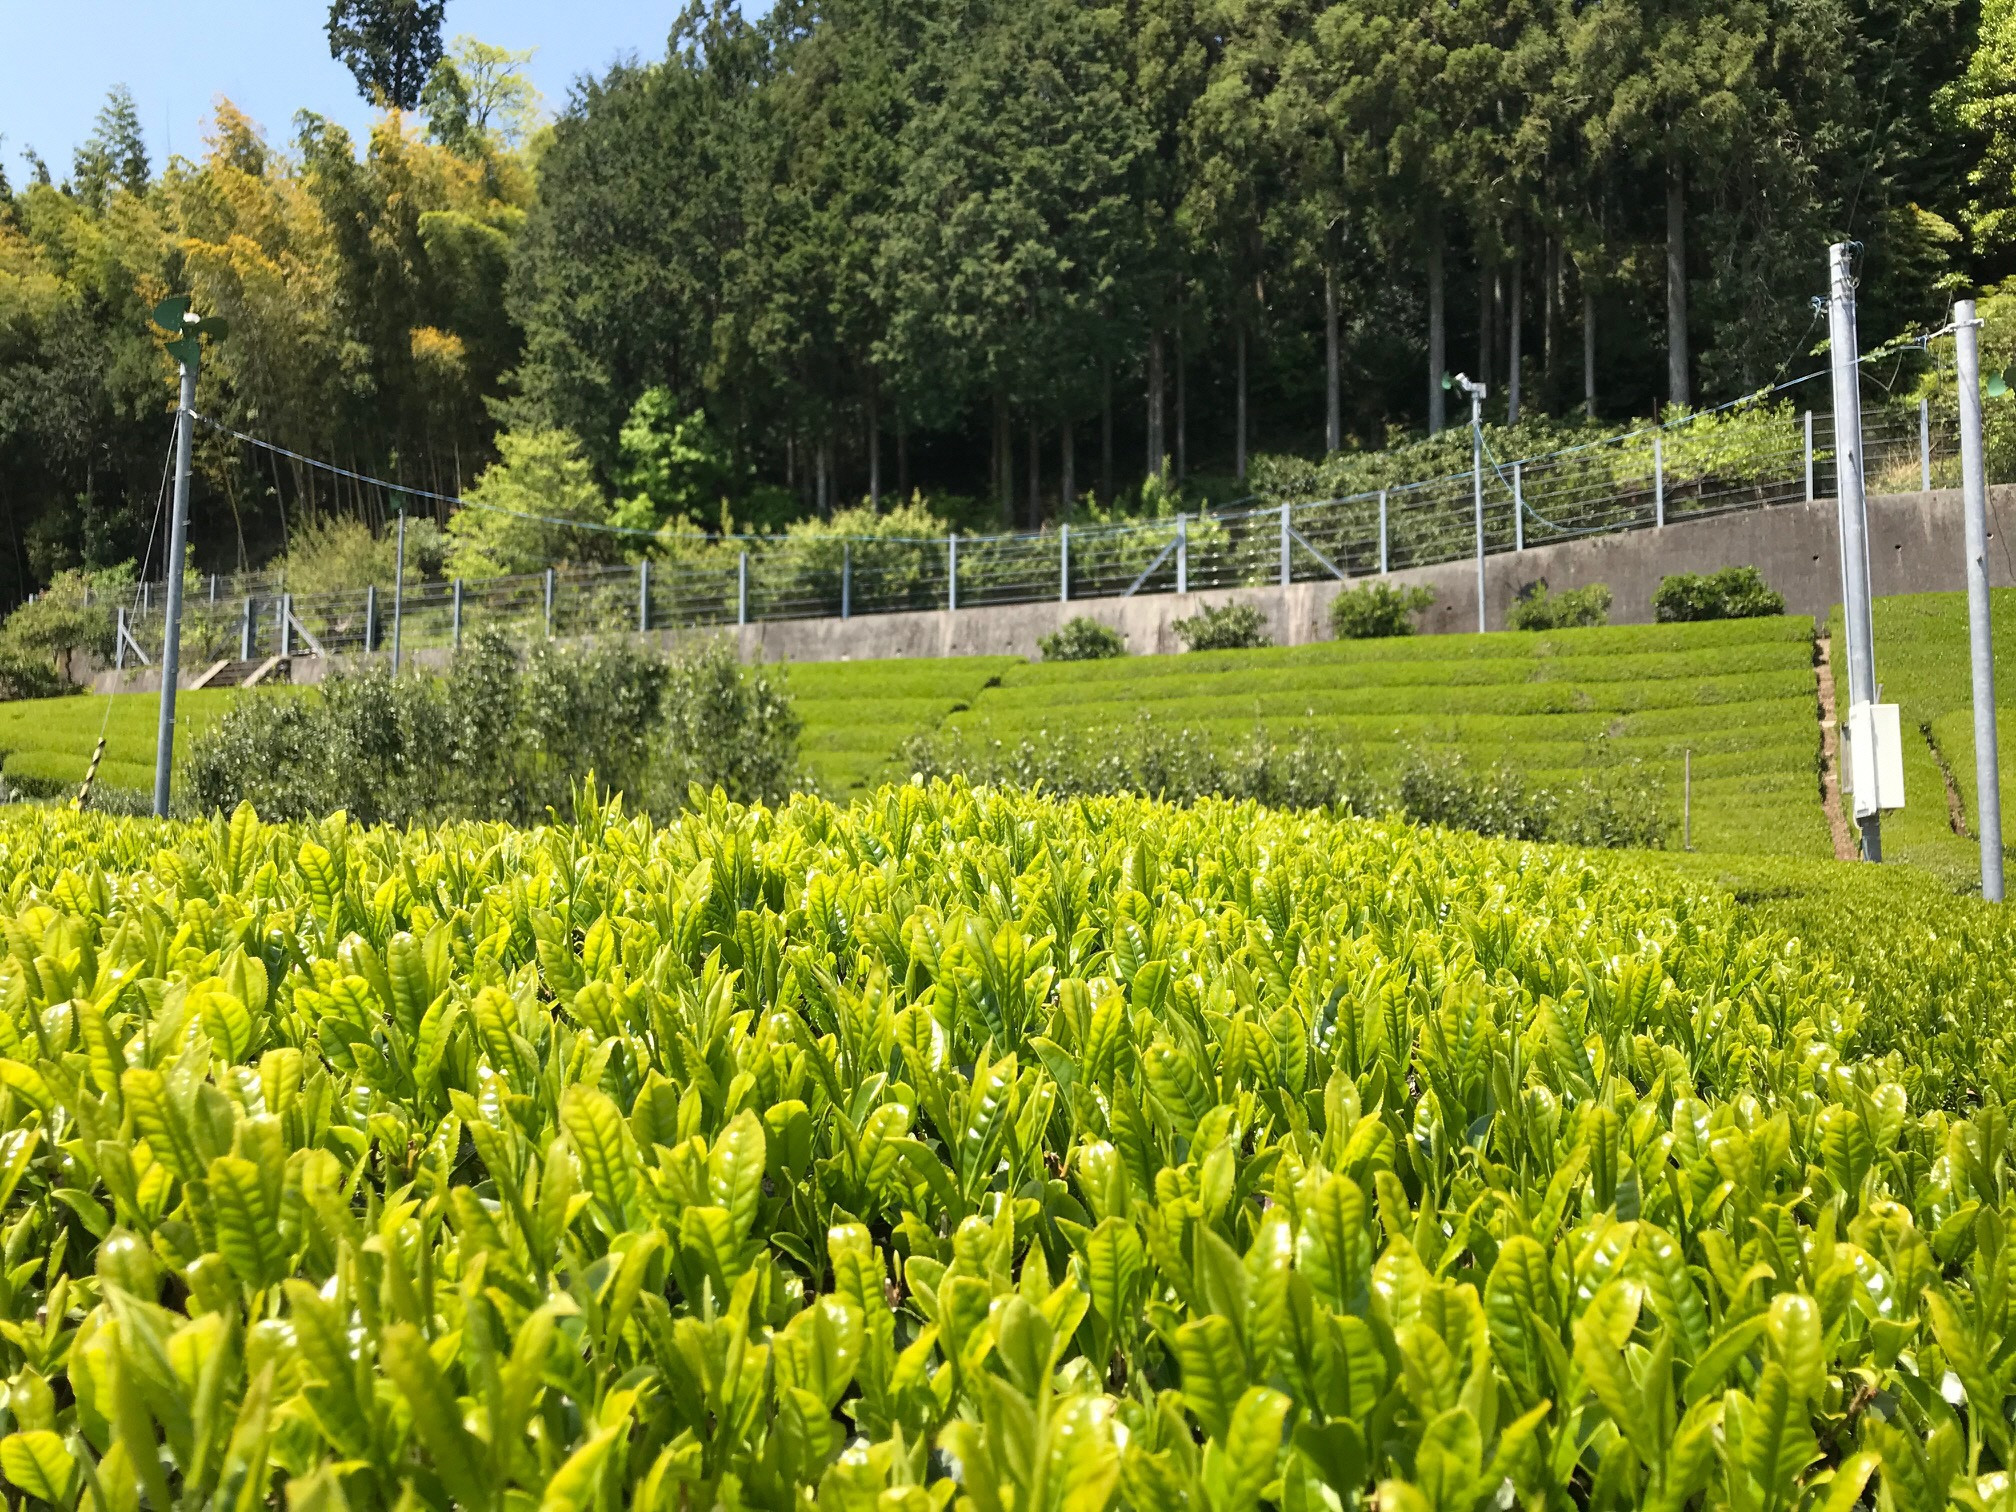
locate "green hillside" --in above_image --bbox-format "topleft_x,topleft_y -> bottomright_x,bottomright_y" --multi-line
0,689 -> 246,801
1833,588 -> 2016,884
930,616 -> 1829,857
777,656 -> 1021,796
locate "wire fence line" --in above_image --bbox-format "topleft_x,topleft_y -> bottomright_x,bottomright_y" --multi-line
104,393 -> 1953,671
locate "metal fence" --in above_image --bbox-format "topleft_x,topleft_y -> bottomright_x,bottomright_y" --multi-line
106,395 -> 1953,670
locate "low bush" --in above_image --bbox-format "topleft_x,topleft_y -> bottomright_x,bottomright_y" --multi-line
903,715 -> 1671,846
1508,579 -> 1612,630
1329,580 -> 1435,638
185,630 -> 799,822
1172,600 -> 1270,650
1654,564 -> 1787,621
1038,616 -> 1127,660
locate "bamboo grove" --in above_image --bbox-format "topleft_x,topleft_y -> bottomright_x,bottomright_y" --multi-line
5,0 -> 2014,599
0,784 -> 2008,1511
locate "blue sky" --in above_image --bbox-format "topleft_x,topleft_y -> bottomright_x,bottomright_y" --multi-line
1,2 -> 710,178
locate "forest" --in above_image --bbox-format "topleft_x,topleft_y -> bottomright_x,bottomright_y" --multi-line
0,0 -> 2010,602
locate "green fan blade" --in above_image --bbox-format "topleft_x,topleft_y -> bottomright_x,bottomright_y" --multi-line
1989,370 -> 2009,399
150,295 -> 190,334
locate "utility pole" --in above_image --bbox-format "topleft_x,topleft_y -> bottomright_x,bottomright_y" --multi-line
1955,299 -> 2005,901
391,496 -> 406,674
148,296 -> 222,819
1827,243 -> 1883,860
1449,372 -> 1488,632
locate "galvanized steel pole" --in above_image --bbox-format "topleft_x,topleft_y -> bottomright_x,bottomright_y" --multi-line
1827,242 -> 1882,861
152,360 -> 196,818
1955,299 -> 2005,901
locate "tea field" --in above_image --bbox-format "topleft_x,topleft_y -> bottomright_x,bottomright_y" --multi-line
0,783 -> 2009,1512
1829,588 -> 2016,884
0,689 -> 241,800
930,617 -> 1830,857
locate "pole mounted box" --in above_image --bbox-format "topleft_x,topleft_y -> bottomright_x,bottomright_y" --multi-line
1843,701 -> 1906,819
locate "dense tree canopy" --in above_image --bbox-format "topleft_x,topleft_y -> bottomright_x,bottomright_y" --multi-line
0,0 -> 2009,604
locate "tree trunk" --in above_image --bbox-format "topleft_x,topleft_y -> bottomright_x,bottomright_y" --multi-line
817,434 -> 830,516
1478,262 -> 1493,387
1235,323 -> 1248,481
1582,270 -> 1597,420
1101,368 -> 1113,503
1324,266 -> 1341,454
897,417 -> 909,499
1062,419 -> 1075,512
1543,237 -> 1558,404
996,395 -> 1012,513
1428,234 -> 1446,434
1507,240 -> 1524,426
1146,329 -> 1165,481
1175,325 -> 1188,483
868,387 -> 881,510
1666,160 -> 1689,410
1027,421 -> 1040,527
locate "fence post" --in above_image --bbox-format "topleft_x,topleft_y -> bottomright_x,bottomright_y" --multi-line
365,585 -> 377,653
1176,515 -> 1188,595
543,568 -> 556,637
738,552 -> 749,626
208,573 -> 217,607
1513,463 -> 1524,552
948,534 -> 959,611
1921,396 -> 1932,491
638,559 -> 651,633
141,581 -> 151,614
842,542 -> 852,620
1060,524 -> 1070,603
240,596 -> 253,661
279,594 -> 292,658
1379,489 -> 1389,575
116,608 -> 127,672
1279,503 -> 1291,587
452,578 -> 464,649
1804,410 -> 1815,502
391,507 -> 406,675
1654,437 -> 1666,528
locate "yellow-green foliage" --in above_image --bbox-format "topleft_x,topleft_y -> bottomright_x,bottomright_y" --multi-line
0,787 -> 1987,1512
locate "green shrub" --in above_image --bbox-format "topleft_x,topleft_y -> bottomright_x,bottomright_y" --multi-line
1172,600 -> 1270,650
1508,579 -> 1612,630
185,630 -> 799,822
1653,565 -> 1787,622
1039,616 -> 1128,661
0,564 -> 131,698
1329,581 -> 1435,639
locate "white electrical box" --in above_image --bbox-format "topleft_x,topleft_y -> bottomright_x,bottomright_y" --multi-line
1843,702 -> 1906,818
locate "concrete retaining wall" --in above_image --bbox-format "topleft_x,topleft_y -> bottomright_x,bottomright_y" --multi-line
91,485 -> 2013,691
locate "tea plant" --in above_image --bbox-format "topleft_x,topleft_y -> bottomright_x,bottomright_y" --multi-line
0,786 -> 1986,1512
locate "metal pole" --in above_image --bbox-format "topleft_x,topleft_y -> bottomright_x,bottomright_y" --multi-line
1513,463 -> 1524,552
152,360 -> 196,818
738,552 -> 749,626
1060,524 -> 1070,603
365,585 -> 377,653
639,559 -> 651,633
391,506 -> 406,674
280,594 -> 291,658
948,534 -> 959,611
841,542 -> 851,620
1279,503 -> 1291,587
1805,410 -> 1815,502
451,578 -> 463,649
1379,489 -> 1389,575
208,573 -> 216,607
1654,437 -> 1665,527
543,567 -> 555,637
1468,382 -> 1487,633
1956,298 -> 2005,901
1921,396 -> 1933,492
1176,515 -> 1188,595
1828,241 -> 1882,861
240,596 -> 253,660
116,608 -> 127,672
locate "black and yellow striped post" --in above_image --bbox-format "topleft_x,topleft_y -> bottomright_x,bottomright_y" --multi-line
73,736 -> 107,811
